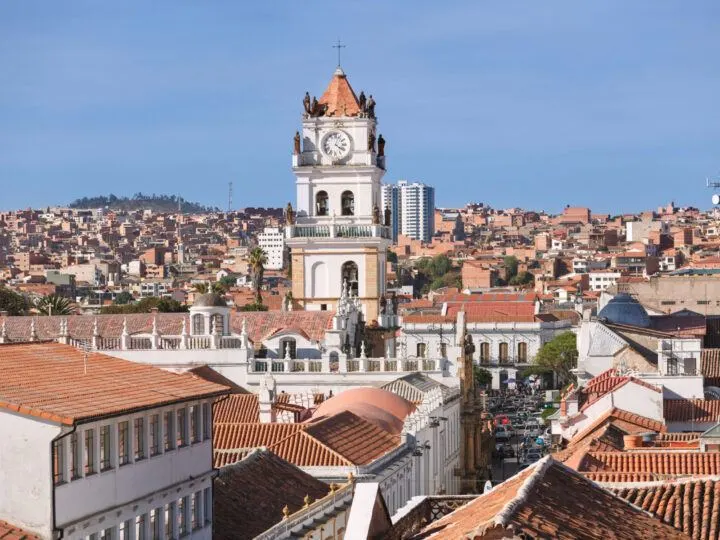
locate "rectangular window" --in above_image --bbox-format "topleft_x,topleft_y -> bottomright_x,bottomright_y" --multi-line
150,509 -> 161,540
135,514 -> 146,540
204,487 -> 212,524
164,503 -> 172,539
70,432 -> 80,479
134,417 -> 145,460
191,492 -> 201,530
100,425 -> 112,471
164,411 -> 175,451
118,421 -> 130,466
84,429 -> 96,475
178,497 -> 187,535
150,414 -> 160,456
202,403 -> 211,440
53,439 -> 65,485
99,528 -> 111,540
176,408 -> 187,447
190,405 -> 200,444
119,520 -> 130,540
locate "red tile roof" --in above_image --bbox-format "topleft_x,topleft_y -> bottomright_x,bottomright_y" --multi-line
411,457 -> 686,539
701,349 -> 720,387
214,449 -> 330,540
580,376 -> 661,412
580,451 -> 720,476
665,400 -> 720,423
0,520 -> 40,539
615,479 -> 720,539
214,394 -> 259,424
0,342 -> 229,425
317,70 -> 361,117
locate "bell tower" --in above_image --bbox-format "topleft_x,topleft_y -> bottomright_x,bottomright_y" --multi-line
286,67 -> 390,322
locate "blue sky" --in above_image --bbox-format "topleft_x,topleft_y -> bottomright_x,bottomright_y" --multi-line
1,1 -> 719,213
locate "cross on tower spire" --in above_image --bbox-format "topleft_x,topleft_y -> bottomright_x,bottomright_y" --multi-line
332,39 -> 346,68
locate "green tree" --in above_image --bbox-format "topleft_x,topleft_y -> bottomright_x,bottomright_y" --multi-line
114,291 -> 134,305
248,247 -> 268,306
0,287 -> 28,315
101,296 -> 188,314
473,365 -> 493,387
387,250 -> 398,264
219,275 -> 236,289
35,294 -> 75,315
533,331 -> 578,387
193,282 -> 209,294
430,254 -> 452,277
503,255 -> 519,280
509,271 -> 534,287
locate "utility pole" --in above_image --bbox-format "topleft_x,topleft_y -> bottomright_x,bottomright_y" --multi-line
228,181 -> 233,213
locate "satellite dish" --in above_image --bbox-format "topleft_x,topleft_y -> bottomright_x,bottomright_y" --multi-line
713,194 -> 720,205
484,480 -> 493,493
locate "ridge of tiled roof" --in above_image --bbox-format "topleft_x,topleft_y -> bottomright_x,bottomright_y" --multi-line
214,448 -> 330,540
412,457 -> 687,539
0,342 -> 229,426
188,365 -> 250,394
580,451 -> 720,476
213,423 -> 302,451
579,377 -> 661,413
214,394 -> 260,424
0,520 -> 40,539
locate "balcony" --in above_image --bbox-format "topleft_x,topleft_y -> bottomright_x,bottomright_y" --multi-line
287,224 -> 390,240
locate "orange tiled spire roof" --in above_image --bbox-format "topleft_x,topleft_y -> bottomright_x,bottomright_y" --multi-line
318,68 -> 361,117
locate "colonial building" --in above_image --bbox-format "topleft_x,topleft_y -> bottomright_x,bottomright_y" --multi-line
286,67 -> 392,322
0,342 -> 229,539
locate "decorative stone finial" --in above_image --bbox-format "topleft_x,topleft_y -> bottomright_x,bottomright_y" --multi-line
92,317 -> 99,337
30,318 -> 38,341
122,317 -> 129,336
241,318 -> 248,336
180,318 -> 187,336
303,494 -> 312,508
347,472 -> 355,484
329,482 -> 338,493
360,340 -> 367,359
284,342 -> 292,361
151,316 -> 159,336
282,505 -> 290,520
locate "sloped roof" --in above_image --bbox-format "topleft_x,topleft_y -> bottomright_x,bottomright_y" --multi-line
0,342 -> 229,425
214,394 -> 259,423
411,457 -> 686,539
188,365 -> 249,393
317,68 -> 362,117
380,372 -> 453,404
701,349 -> 720,386
665,400 -> 720,423
614,478 -> 720,539
214,449 -> 330,540
579,451 -> 720,476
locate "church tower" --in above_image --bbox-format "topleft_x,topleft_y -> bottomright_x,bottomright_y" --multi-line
286,67 -> 390,322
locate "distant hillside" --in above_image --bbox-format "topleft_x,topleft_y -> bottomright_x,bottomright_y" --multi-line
69,193 -> 216,213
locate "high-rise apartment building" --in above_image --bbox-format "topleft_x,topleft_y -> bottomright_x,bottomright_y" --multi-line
382,181 -> 435,242
257,227 -> 285,270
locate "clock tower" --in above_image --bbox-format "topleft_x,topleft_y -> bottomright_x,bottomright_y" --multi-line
286,67 -> 390,322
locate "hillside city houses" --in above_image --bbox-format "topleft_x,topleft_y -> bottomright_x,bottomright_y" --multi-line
4,66 -> 720,540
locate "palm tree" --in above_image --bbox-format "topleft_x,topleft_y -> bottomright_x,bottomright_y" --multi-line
35,294 -> 75,316
193,282 -> 209,294
248,247 -> 268,306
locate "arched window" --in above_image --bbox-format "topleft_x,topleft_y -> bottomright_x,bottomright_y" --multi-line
280,338 -> 296,359
316,190 -> 328,216
341,261 -> 359,296
499,342 -> 509,362
192,314 -> 204,335
416,343 -> 426,358
517,342 -> 528,362
341,191 -> 354,216
211,313 -> 224,335
479,342 -> 490,363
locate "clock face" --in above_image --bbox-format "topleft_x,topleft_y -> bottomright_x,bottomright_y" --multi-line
322,131 -> 351,160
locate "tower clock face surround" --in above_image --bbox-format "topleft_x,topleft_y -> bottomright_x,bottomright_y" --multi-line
321,130 -> 352,160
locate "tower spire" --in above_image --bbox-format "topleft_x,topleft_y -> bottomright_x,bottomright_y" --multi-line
332,39 -> 346,68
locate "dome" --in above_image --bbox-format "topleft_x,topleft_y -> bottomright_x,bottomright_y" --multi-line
193,292 -> 228,308
598,294 -> 650,328
310,387 -> 416,434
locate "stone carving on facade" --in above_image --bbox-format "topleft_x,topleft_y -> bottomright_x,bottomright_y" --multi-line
377,134 -> 385,156
368,131 -> 376,153
384,205 -> 391,227
358,91 -> 366,112
293,131 -> 301,155
365,95 -> 376,118
303,92 -> 311,115
373,204 -> 381,225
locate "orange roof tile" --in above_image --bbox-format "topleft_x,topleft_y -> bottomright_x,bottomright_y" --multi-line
0,520 -> 40,539
412,457 -> 687,539
580,451 -> 720,476
702,349 -> 720,387
665,400 -> 720,423
214,394 -> 259,424
317,69 -> 361,117
0,342 -> 229,425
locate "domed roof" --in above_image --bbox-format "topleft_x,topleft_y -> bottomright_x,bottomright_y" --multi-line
311,387 -> 416,435
193,292 -> 228,308
598,293 -> 650,328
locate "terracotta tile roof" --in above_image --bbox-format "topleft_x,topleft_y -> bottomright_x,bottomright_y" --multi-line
401,314 -> 453,324
412,457 -> 687,539
317,70 -> 361,117
579,377 -> 661,412
614,479 -> 720,539
0,520 -> 40,539
583,472 -> 664,483
437,292 -> 538,303
665,400 -> 720,423
0,311 -> 335,344
303,410 -> 400,466
213,423 -> 302,451
701,349 -> 720,386
214,394 -> 259,424
214,449 -> 330,540
445,301 -> 537,323
188,365 -> 250,394
580,451 -> 720,476
380,372 -> 454,404
656,432 -> 703,442
0,342 -> 229,425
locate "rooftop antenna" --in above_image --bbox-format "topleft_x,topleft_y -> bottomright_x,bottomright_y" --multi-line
333,38 -> 346,68
228,181 -> 233,213
707,176 -> 720,206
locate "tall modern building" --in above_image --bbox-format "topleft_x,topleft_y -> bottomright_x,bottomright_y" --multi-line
382,180 -> 435,243
257,227 -> 285,270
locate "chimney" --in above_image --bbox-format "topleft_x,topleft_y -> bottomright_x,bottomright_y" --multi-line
150,307 -> 159,314
258,374 -> 277,423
